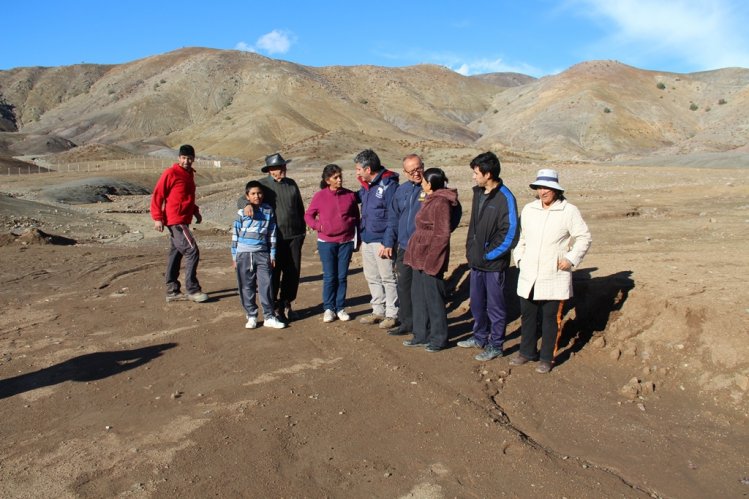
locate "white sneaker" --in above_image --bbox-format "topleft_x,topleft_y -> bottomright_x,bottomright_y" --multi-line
264,316 -> 286,329
245,317 -> 258,329
337,310 -> 351,321
323,309 -> 336,323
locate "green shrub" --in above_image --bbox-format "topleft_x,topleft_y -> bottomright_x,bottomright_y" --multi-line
603,107 -> 611,113
689,103 -> 698,111
718,98 -> 727,105
656,82 -> 666,90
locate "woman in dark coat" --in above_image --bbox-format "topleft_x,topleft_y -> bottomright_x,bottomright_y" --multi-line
402,168 -> 460,352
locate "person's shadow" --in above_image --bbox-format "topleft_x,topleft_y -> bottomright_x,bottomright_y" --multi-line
554,268 -> 634,365
0,343 -> 177,399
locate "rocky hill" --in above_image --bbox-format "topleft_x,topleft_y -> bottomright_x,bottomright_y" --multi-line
0,48 -> 747,164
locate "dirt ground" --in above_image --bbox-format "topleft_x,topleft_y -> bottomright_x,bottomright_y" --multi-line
0,160 -> 748,498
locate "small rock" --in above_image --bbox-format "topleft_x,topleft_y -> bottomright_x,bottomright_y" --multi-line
637,403 -> 646,411
620,377 -> 641,399
384,472 -> 392,477
105,425 -> 112,430
641,381 -> 656,394
610,348 -> 621,361
592,335 -> 606,348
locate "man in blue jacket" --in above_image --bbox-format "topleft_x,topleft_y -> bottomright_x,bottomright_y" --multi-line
459,151 -> 519,361
355,149 -> 400,329
383,154 -> 462,336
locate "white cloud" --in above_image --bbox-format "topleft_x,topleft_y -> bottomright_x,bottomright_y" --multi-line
234,29 -> 296,56
450,58 -> 543,77
572,0 -> 749,70
256,30 -> 295,54
234,41 -> 256,53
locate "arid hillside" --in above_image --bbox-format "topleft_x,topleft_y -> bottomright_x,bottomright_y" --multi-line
1,48 -> 748,165
475,60 -> 749,160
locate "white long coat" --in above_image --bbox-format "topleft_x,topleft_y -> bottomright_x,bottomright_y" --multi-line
514,198 -> 592,300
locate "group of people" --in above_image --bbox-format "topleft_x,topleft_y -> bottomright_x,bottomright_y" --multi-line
150,145 -> 591,372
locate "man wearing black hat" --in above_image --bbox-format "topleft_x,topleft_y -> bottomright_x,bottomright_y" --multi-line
237,153 -> 306,322
151,144 -> 209,303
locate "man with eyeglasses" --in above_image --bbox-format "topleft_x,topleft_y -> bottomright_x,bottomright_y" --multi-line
383,154 -> 463,336
381,154 -> 427,336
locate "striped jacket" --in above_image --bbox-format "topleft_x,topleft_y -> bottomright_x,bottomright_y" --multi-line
231,203 -> 277,261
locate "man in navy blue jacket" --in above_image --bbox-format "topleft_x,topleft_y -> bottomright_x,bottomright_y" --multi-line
383,154 -> 462,336
459,152 -> 519,361
355,149 -> 400,329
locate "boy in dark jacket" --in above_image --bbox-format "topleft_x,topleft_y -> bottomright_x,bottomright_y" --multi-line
150,144 -> 208,303
459,152 -> 519,361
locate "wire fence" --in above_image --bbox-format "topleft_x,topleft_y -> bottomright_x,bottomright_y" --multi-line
5,157 -> 245,175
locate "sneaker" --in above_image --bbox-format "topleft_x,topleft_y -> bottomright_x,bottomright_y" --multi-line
425,345 -> 443,353
323,310 -> 336,323
187,291 -> 209,303
457,337 -> 483,349
245,317 -> 258,329
378,317 -> 399,330
264,316 -> 286,329
387,326 -> 409,336
509,354 -> 533,366
359,314 -> 384,325
336,310 -> 351,321
475,345 -> 503,361
165,291 -> 183,302
403,339 -> 428,347
535,361 -> 552,374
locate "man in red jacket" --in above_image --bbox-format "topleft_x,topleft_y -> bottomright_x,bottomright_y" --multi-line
150,144 -> 209,303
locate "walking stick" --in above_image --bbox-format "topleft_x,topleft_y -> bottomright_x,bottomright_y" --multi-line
551,301 -> 565,364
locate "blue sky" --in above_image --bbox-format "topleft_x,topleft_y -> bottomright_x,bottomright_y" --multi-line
3,0 -> 749,76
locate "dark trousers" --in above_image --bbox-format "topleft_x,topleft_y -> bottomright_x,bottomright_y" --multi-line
273,235 -> 305,307
318,240 -> 354,312
394,246 -> 414,331
165,224 -> 201,294
236,251 -> 274,318
411,269 -> 448,348
519,295 -> 564,363
469,269 -> 508,349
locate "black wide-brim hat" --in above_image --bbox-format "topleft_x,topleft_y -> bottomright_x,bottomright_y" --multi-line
261,153 -> 292,173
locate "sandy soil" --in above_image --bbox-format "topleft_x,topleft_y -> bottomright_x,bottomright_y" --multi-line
1,161 -> 748,498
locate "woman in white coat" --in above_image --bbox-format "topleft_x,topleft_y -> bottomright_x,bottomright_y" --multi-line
510,169 -> 591,373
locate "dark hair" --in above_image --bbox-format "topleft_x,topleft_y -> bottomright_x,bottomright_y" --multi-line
470,151 -> 501,180
354,149 -> 382,173
320,163 -> 342,189
423,167 -> 448,191
245,180 -> 263,194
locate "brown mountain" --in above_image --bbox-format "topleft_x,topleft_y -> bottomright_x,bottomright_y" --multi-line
1,49 -> 747,164
474,60 -> 749,160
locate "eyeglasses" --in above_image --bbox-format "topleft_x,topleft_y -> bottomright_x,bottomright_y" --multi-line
403,166 -> 424,175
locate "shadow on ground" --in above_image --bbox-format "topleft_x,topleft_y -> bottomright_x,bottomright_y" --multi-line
0,343 -> 177,399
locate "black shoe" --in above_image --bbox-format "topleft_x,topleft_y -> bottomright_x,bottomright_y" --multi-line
403,339 -> 428,347
425,345 -> 443,353
388,326 -> 409,336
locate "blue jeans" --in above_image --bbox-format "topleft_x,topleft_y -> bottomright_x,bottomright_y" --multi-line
317,241 -> 354,312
